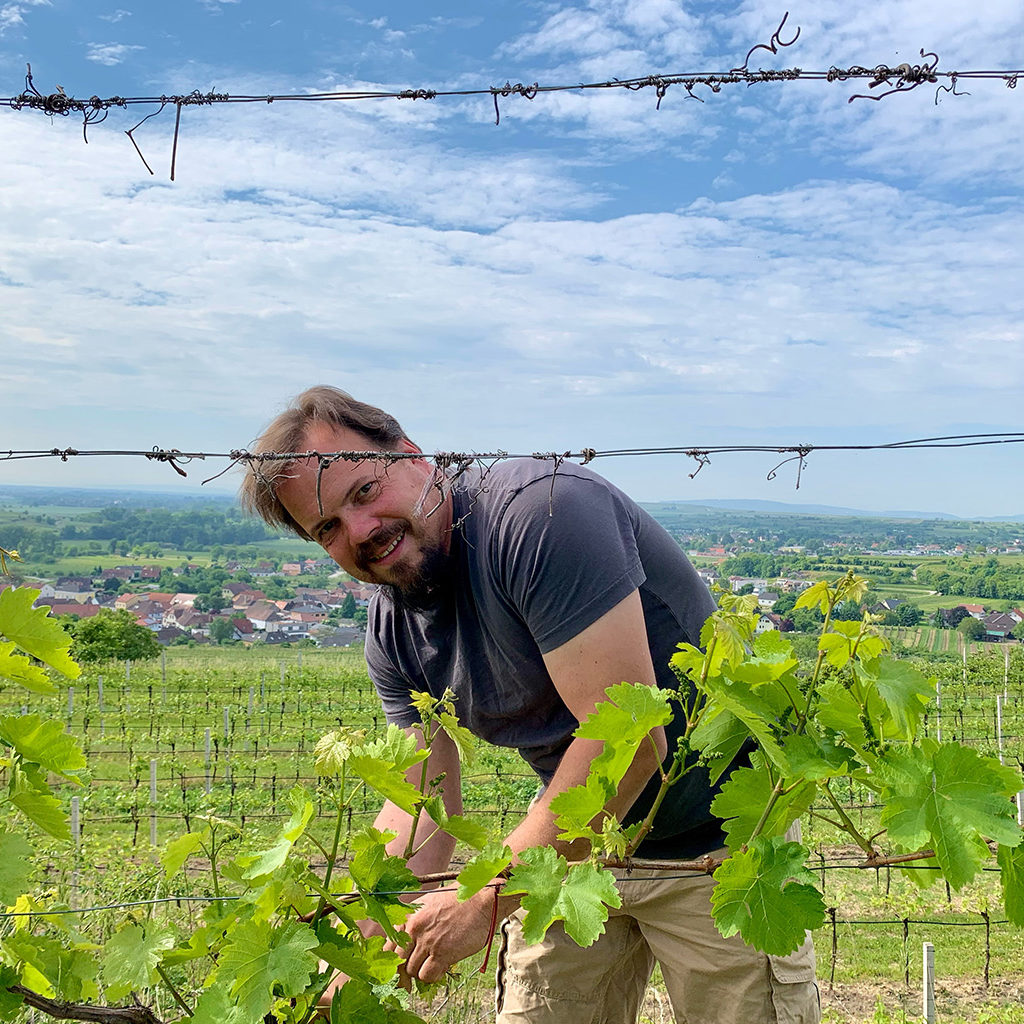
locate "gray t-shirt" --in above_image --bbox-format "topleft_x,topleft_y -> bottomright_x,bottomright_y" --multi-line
366,460 -> 725,856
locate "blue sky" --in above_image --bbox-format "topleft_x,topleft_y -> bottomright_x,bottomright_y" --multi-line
2,1 -> 1024,516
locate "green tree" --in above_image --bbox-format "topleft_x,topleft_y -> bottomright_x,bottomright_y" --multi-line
209,617 -> 236,644
958,617 -> 986,641
340,592 -> 356,618
70,609 -> 161,663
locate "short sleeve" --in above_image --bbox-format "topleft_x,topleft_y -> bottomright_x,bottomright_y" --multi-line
492,467 -> 646,654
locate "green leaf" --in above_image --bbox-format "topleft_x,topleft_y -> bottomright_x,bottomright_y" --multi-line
881,744 -> 1022,889
2,932 -> 97,1002
550,773 -> 613,843
329,976 -> 425,1024
0,587 -> 79,679
456,843 -> 514,902
690,708 -> 750,785
779,732 -> 859,781
10,790 -> 69,840
0,714 -> 87,780
573,683 -> 672,788
348,726 -> 428,815
0,966 -> 24,1017
437,813 -> 490,850
161,830 -> 207,879
436,711 -> 476,766
236,787 -> 314,880
0,642 -> 57,694
190,982 -> 256,1024
314,728 -> 364,776
795,580 -> 831,615
102,924 -> 174,1000
217,919 -> 318,1021
710,837 -> 825,955
710,754 -> 816,851
504,847 -> 621,947
857,658 -> 935,739
318,930 -> 402,986
698,673 -> 788,770
0,830 -> 34,904
998,843 -> 1024,926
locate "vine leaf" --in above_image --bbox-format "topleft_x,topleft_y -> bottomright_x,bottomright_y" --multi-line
101,924 -> 174,1000
997,843 -> 1024,926
504,847 -> 621,946
217,919 -> 319,1021
857,657 -> 934,738
0,587 -> 79,678
881,743 -> 1023,889
10,789 -> 69,840
0,830 -> 34,904
0,714 -> 87,780
190,982 -> 253,1024
236,787 -> 314,880
550,772 -> 613,843
3,931 -> 98,1001
348,726 -> 429,814
328,976 -> 425,1023
318,930 -> 402,986
710,836 -> 825,955
161,830 -> 206,879
0,641 -> 57,694
421,795 -> 491,850
710,753 -> 816,850
456,843 -> 514,902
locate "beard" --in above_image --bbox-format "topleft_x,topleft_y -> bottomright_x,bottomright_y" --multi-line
359,520 -> 455,612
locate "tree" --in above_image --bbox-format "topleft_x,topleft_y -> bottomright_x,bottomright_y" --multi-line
958,616 -> 986,641
209,617 -> 236,644
893,603 -> 923,627
340,592 -> 356,618
70,609 -> 161,662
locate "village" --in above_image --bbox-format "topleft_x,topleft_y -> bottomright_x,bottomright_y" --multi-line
25,558 -> 372,647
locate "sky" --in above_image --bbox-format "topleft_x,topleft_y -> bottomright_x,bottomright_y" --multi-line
2,0 -> 1023,517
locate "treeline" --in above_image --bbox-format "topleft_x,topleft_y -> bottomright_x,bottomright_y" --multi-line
60,506 -> 275,549
719,552 -> 914,582
916,558 -> 1024,601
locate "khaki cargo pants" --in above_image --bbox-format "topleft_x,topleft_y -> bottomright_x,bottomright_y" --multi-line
494,858 -> 820,1024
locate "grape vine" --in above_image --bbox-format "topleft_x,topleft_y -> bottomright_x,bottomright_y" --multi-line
0,572 -> 1021,1022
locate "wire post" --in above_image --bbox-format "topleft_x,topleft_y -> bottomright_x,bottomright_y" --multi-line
923,942 -> 935,1024
996,695 -> 1005,764
97,675 -> 103,712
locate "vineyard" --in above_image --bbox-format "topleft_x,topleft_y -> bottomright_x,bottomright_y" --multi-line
1,611 -> 1023,1023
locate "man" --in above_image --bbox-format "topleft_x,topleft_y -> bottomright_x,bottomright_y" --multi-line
240,386 -> 819,1024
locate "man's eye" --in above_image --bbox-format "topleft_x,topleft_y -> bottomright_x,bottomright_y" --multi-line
317,520 -> 338,541
357,482 -> 376,499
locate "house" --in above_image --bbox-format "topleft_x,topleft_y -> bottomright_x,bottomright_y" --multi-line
961,604 -> 987,619
316,626 -> 364,648
155,626 -> 187,646
53,577 -> 95,603
981,612 -> 1017,640
45,602 -> 103,620
757,591 -> 779,609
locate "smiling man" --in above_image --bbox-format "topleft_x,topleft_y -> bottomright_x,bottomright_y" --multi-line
240,386 -> 819,1024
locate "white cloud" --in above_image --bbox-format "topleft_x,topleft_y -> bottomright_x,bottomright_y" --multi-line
99,9 -> 132,24
0,0 -> 48,35
85,41 -> 143,65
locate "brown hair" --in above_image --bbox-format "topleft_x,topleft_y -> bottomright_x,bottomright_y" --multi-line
238,386 -> 408,538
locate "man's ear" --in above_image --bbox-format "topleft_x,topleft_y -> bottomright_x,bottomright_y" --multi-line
397,438 -> 423,456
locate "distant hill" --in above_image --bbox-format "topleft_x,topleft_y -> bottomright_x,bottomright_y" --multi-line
0,484 -> 232,509
651,499 -> 1024,523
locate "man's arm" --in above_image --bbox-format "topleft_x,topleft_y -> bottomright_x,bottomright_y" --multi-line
398,589 -> 664,982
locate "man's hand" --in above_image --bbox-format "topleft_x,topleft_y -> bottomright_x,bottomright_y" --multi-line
387,884 -> 508,984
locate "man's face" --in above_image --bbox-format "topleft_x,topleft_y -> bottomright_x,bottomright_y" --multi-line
276,422 -> 453,608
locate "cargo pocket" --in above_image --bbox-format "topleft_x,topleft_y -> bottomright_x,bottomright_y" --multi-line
768,940 -> 820,1024
494,918 -> 512,1018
